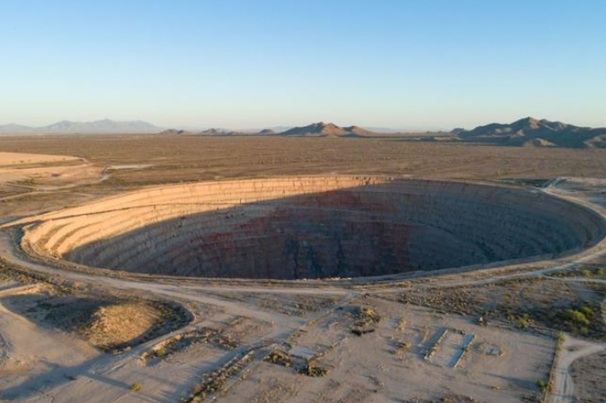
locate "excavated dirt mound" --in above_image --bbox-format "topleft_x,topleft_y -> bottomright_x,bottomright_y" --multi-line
21,176 -> 606,280
1,291 -> 163,350
80,303 -> 161,348
0,284 -> 192,352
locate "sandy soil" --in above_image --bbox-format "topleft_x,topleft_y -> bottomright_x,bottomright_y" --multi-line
0,151 -> 100,188
0,151 -> 106,228
0,283 -> 100,401
569,349 -> 606,402
0,152 -> 80,167
229,298 -> 554,402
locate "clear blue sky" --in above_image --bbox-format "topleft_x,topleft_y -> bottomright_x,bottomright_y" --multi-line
1,1 -> 605,130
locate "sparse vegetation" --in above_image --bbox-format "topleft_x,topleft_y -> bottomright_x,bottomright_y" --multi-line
391,339 -> 411,355
2,136 -> 605,192
548,266 -> 606,279
351,306 -> 381,336
512,312 -> 531,329
186,351 -> 254,402
299,360 -> 328,377
396,278 -> 606,339
263,349 -> 291,367
536,379 -> 548,392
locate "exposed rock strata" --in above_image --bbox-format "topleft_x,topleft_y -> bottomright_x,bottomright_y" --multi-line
21,176 -> 606,279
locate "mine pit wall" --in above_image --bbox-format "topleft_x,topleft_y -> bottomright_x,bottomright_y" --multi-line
21,176 -> 606,280
23,176 -> 387,258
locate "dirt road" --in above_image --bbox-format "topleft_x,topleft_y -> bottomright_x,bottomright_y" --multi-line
550,335 -> 605,403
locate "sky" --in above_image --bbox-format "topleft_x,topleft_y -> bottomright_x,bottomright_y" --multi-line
1,1 -> 605,130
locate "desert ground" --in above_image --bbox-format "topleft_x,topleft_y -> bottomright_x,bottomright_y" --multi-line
0,135 -> 605,402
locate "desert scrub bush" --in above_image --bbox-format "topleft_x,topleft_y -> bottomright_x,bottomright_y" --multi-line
392,339 -> 411,355
154,346 -> 168,358
561,309 -> 590,327
130,382 -> 142,392
513,312 -> 531,329
298,360 -> 328,377
548,303 -> 606,337
395,318 -> 407,331
579,306 -> 594,317
264,349 -> 291,367
536,379 -> 549,393
351,305 -> 381,335
549,266 -> 605,278
354,306 -> 381,324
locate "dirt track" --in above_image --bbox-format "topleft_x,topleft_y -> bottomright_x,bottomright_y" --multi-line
551,335 -> 605,403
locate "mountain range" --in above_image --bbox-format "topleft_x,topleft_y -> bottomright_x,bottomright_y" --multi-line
159,128 -> 254,136
457,117 -> 606,148
280,122 -> 376,137
158,122 -> 377,137
1,117 -> 605,148
0,119 -> 162,134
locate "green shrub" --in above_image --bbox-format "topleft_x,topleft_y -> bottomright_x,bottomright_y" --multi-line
515,312 -> 531,329
562,309 -> 590,327
579,306 -> 594,317
536,379 -> 549,392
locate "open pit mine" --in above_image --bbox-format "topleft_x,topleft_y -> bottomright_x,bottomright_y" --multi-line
21,176 -> 605,280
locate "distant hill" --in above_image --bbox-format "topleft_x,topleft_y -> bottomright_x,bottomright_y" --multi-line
457,117 -> 606,148
0,119 -> 162,134
258,128 -> 275,135
342,125 -> 376,136
159,129 -> 196,136
280,122 -> 376,137
159,128 -> 254,136
198,128 -> 239,136
0,123 -> 33,133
